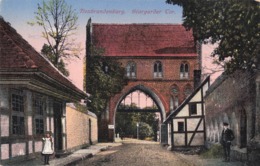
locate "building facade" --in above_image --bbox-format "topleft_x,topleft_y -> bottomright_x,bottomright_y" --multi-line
0,17 -> 86,164
87,20 -> 201,142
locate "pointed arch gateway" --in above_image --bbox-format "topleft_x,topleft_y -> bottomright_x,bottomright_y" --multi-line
112,84 -> 167,142
114,84 -> 166,121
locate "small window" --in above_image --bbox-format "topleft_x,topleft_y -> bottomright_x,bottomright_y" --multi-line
154,61 -> 163,78
178,122 -> 184,132
126,62 -> 136,78
180,63 -> 189,79
189,103 -> 197,115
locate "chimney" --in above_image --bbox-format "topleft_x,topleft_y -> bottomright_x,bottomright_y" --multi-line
194,70 -> 201,89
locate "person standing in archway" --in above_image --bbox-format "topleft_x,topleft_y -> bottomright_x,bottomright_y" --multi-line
220,122 -> 235,162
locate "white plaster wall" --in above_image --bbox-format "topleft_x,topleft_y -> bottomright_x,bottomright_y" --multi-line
176,105 -> 189,117
1,144 -> 9,160
26,91 -> 33,135
1,115 -> 9,136
190,91 -> 201,102
12,143 -> 26,157
28,116 -> 32,135
174,133 -> 185,146
188,133 -> 204,145
29,141 -> 33,154
187,118 -> 203,131
35,141 -> 42,152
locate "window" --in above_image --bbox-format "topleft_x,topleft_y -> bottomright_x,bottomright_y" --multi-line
12,116 -> 25,135
154,61 -> 163,78
11,90 -> 25,135
33,95 -> 45,135
102,62 -> 109,74
35,119 -> 44,134
189,103 -> 197,115
126,62 -> 136,78
178,122 -> 184,132
180,63 -> 189,79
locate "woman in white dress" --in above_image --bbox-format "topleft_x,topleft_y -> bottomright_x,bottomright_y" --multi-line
42,132 -> 54,165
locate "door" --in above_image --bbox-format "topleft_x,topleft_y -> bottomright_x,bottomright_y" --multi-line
89,119 -> 92,145
53,102 -> 63,152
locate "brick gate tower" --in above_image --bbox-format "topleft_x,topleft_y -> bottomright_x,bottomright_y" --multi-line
87,20 -> 201,142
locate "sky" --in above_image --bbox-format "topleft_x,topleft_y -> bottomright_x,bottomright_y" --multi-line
0,0 -> 221,94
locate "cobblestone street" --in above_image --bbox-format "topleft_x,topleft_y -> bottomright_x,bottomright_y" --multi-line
80,139 -> 191,166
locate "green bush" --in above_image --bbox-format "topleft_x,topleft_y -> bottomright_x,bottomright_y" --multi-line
200,144 -> 223,158
138,122 -> 153,140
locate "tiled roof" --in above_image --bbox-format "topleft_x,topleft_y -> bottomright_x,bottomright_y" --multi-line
0,17 -> 85,97
92,23 -> 197,57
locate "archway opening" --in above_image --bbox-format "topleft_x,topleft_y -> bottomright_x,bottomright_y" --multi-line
115,88 -> 164,142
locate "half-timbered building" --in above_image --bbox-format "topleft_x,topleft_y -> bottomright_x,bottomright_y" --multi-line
164,76 -> 210,148
0,17 -> 86,164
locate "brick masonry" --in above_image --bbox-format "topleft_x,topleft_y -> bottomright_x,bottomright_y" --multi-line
66,104 -> 98,152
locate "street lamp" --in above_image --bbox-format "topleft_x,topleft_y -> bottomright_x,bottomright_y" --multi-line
136,122 -> 139,140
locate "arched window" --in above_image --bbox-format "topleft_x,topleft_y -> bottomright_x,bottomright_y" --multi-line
180,62 -> 189,79
170,85 -> 179,111
184,84 -> 192,98
154,61 -> 163,78
126,62 -> 136,78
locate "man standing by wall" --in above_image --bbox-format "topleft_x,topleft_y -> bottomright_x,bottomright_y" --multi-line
221,122 -> 235,162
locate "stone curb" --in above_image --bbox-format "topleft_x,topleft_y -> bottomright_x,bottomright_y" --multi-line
54,145 -> 109,166
54,153 -> 93,166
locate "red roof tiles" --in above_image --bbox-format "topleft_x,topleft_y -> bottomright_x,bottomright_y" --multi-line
0,17 -> 84,97
92,23 -> 197,57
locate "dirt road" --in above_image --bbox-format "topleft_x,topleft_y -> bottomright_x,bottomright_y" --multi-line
81,139 -> 192,166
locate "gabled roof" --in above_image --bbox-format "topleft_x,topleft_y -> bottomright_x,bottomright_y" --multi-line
164,76 -> 210,123
92,23 -> 197,57
0,16 -> 85,99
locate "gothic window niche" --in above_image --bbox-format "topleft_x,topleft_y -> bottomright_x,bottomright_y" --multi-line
180,62 -> 189,79
184,84 -> 192,99
153,61 -> 163,78
170,85 -> 179,111
126,62 -> 136,78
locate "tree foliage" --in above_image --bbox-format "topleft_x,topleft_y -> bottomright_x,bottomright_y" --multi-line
41,43 -> 69,76
166,0 -> 260,73
115,112 -> 159,140
29,0 -> 80,76
85,47 -> 128,116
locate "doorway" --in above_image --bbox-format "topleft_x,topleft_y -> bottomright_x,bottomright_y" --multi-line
53,102 -> 63,152
89,119 -> 92,145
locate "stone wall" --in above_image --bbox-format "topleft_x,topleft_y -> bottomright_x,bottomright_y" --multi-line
205,70 -> 259,162
66,104 -> 98,152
